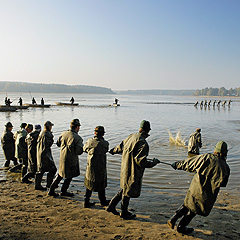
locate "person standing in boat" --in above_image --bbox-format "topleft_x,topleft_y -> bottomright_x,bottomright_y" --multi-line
5,97 -> 8,105
115,98 -> 119,105
70,97 -> 75,105
32,97 -> 36,105
48,119 -> 83,197
18,97 -> 23,106
35,121 -> 57,190
1,122 -> 18,167
6,98 -> 12,106
41,98 -> 44,105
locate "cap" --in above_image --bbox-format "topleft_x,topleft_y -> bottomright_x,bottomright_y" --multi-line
44,121 -> 54,127
94,126 -> 105,133
70,119 -> 81,126
35,124 -> 41,130
214,141 -> 228,154
5,122 -> 13,128
140,120 -> 151,131
196,128 -> 201,132
20,123 -> 27,129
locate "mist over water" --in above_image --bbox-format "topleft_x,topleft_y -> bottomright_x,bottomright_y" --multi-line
0,93 -> 239,195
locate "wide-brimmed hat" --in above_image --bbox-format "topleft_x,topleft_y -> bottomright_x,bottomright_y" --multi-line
5,122 -> 13,128
70,119 -> 81,126
44,121 -> 54,127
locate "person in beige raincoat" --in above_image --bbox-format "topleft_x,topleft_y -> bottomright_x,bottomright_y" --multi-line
107,120 -> 160,219
188,128 -> 202,155
35,121 -> 57,190
48,119 -> 83,197
83,126 -> 109,207
168,141 -> 230,234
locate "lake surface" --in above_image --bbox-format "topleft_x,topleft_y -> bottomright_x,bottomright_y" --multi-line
0,93 -> 239,195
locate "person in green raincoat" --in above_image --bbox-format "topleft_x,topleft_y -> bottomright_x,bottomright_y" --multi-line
107,120 -> 160,219
35,121 -> 57,191
48,119 -> 83,197
83,126 -> 109,207
168,141 -> 230,234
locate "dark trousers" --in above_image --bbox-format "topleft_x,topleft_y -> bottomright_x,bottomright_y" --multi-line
85,188 -> 107,203
109,189 -> 130,213
50,174 -> 72,193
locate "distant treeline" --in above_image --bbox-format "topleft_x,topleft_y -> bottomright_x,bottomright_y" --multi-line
116,89 -> 195,95
0,81 -> 115,94
194,87 -> 240,97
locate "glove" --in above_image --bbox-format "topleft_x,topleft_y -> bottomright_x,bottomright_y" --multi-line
171,162 -> 177,170
153,158 -> 160,164
109,148 -> 115,155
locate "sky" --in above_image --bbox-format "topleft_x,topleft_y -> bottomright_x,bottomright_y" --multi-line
0,0 -> 239,90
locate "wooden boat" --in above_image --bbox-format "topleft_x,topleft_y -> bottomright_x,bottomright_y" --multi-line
112,103 -> 120,107
23,104 -> 51,108
0,106 -> 18,112
11,105 -> 29,110
55,102 -> 79,106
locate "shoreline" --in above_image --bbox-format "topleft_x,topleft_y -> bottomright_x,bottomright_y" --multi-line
0,175 -> 239,240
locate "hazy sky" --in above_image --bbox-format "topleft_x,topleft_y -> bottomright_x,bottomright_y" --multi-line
0,0 -> 239,90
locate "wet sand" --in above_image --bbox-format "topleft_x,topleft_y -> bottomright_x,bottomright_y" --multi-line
0,175 -> 240,240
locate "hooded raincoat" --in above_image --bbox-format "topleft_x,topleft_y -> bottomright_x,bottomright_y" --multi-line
176,153 -> 230,216
112,132 -> 157,198
15,129 -> 28,159
83,136 -> 109,192
1,129 -> 15,161
56,129 -> 83,178
26,130 -> 40,173
188,131 -> 202,154
37,130 -> 56,173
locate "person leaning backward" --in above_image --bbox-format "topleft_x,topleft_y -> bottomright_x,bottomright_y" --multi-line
168,141 -> 230,234
48,119 -> 83,197
35,121 -> 57,191
1,122 -> 18,167
107,120 -> 160,220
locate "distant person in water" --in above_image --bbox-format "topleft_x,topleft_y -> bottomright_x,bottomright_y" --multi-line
70,97 -> 74,105
32,97 -> 36,105
41,98 -> 44,105
18,97 -> 23,106
188,128 -> 202,155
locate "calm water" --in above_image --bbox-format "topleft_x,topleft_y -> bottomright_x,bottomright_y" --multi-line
0,93 -> 239,194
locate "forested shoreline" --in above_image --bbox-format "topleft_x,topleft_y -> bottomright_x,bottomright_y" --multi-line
0,81 -> 115,94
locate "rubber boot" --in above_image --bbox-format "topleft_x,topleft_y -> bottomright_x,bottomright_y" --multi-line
21,159 -> 28,178
4,160 -> 10,168
167,205 -> 189,229
48,174 -> 62,197
13,158 -> 18,166
35,173 -> 47,191
22,172 -> 34,183
106,189 -> 122,215
98,189 -> 110,206
177,211 -> 196,234
61,178 -> 74,197
83,189 -> 95,208
46,172 -> 55,188
120,196 -> 136,220
8,163 -> 22,172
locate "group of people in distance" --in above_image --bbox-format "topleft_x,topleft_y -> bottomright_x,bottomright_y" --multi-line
1,120 -> 230,234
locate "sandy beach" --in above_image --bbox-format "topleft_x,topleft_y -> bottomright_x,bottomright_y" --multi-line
0,173 -> 239,240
